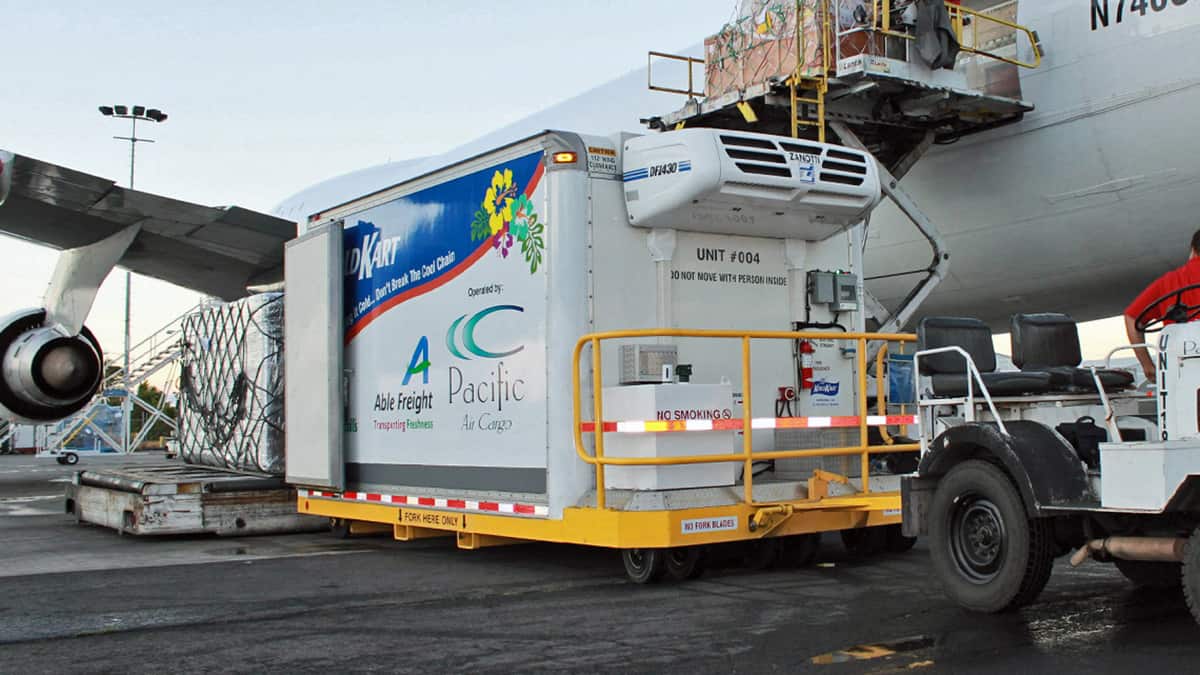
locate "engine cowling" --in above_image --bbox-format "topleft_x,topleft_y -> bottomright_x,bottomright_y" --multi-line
0,309 -> 104,424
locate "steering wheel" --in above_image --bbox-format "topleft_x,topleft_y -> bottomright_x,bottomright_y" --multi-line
1134,282 -> 1200,333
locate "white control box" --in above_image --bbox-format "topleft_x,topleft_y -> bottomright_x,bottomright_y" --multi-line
601,383 -> 737,490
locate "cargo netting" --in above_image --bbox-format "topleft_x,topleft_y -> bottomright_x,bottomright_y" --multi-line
179,293 -> 284,475
704,0 -> 832,101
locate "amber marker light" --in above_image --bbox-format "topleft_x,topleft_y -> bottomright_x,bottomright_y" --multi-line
552,151 -> 578,164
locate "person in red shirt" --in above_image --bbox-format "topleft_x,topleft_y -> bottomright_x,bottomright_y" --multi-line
1124,230 -> 1200,379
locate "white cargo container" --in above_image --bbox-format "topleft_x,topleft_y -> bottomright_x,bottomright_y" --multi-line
285,128 -> 918,580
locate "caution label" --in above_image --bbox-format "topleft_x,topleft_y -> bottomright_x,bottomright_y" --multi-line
681,515 -> 739,535
398,509 -> 464,529
586,145 -> 619,178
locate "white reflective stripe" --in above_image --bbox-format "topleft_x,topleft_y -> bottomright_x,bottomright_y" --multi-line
498,503 -> 516,514
465,500 -> 480,510
866,416 -> 888,425
534,505 -> 550,516
685,420 -> 714,431
434,498 -> 447,507
808,417 -> 832,427
616,420 -> 646,433
751,418 -> 777,429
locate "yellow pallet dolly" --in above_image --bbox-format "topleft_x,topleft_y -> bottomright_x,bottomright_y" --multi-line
298,329 -> 919,582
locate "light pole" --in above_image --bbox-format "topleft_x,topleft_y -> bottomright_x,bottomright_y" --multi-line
97,105 -> 168,454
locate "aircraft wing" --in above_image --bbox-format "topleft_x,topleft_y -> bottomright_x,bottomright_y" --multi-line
0,150 -> 295,300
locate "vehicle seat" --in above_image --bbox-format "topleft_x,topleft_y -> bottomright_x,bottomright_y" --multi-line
1010,313 -> 1135,392
917,316 -> 1053,397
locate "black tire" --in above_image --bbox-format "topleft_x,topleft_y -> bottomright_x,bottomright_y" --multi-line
664,547 -> 705,581
929,460 -> 1054,613
781,533 -> 821,567
744,538 -> 782,570
64,453 -> 79,466
55,457 -> 67,465
1183,527 -> 1200,625
1115,559 -> 1182,590
330,518 -> 352,539
622,548 -> 666,584
841,526 -> 887,556
885,524 -> 918,553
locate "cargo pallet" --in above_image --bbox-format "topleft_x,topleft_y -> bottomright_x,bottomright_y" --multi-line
67,463 -> 327,536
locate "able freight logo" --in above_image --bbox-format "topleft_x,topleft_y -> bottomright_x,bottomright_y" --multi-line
403,336 -> 432,385
446,304 -> 524,360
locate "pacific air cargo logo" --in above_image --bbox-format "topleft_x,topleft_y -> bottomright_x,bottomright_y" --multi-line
446,304 -> 524,360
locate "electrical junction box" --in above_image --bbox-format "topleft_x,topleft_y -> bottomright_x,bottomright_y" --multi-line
809,271 -> 859,313
620,344 -> 678,385
602,383 -> 737,490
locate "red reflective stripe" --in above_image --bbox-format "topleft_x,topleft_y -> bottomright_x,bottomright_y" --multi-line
417,497 -> 435,506
365,493 -> 382,502
447,499 -> 467,509
343,492 -> 359,500
579,415 -> 917,433
513,504 -> 536,514
478,502 -> 500,511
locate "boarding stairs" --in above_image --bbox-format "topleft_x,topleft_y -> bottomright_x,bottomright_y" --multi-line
0,420 -> 13,454
646,0 -> 1040,331
41,301 -> 212,456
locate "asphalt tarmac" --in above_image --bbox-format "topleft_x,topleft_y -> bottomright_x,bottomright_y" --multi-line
0,453 -> 1197,674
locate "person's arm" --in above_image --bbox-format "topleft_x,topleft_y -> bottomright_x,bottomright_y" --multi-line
1125,313 -> 1155,381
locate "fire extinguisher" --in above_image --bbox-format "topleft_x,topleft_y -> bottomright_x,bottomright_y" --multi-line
799,340 -> 815,390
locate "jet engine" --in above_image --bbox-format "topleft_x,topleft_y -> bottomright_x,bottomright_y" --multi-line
0,309 -> 104,424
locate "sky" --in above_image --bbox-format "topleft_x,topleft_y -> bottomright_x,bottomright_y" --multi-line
1,0 -> 741,354
1,0 -> 1129,362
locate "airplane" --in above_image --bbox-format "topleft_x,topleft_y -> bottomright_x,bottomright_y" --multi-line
1,0 -> 1197,425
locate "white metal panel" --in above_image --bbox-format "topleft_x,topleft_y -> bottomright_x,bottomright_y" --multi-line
284,224 -> 344,489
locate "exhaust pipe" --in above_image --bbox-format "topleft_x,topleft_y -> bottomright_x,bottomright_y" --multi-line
1069,536 -> 1187,567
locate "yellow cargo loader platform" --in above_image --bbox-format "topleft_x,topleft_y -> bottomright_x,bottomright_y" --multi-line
299,329 -> 920,582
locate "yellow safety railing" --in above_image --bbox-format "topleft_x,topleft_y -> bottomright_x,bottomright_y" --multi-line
571,328 -> 919,510
874,1 -> 1041,69
790,0 -> 832,141
647,51 -> 706,98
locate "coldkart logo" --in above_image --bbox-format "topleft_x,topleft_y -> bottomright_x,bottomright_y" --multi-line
446,304 -> 524,360
812,380 -> 840,397
344,221 -> 401,281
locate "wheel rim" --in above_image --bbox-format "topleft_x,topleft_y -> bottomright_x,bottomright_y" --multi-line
627,549 -> 648,574
949,493 -> 1006,584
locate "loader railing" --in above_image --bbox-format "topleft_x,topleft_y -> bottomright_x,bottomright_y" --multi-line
572,328 -> 919,510
867,0 -> 1041,70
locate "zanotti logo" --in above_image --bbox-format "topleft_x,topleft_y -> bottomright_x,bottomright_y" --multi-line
446,304 -> 525,360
